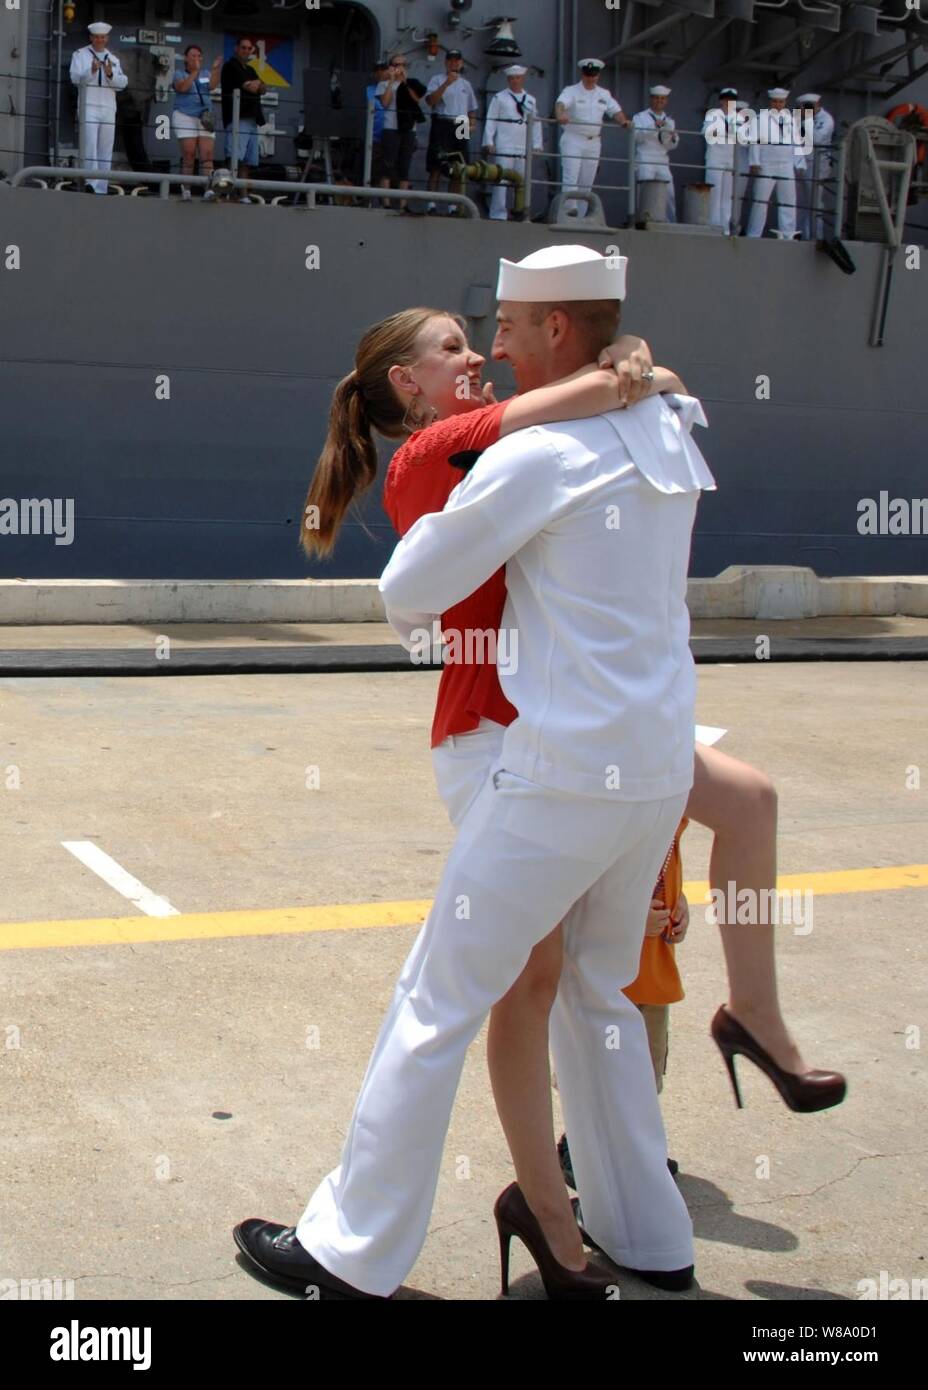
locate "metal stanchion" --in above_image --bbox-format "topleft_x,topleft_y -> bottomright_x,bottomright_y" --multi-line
524,111 -> 535,218
362,98 -> 373,187
231,87 -> 240,180
833,135 -> 847,241
76,81 -> 87,191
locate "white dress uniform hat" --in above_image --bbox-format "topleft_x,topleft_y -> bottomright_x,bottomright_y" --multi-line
796,93 -> 821,104
87,21 -> 112,34
767,87 -> 790,100
578,58 -> 605,71
650,85 -> 671,97
505,64 -> 528,76
720,86 -> 738,98
497,244 -> 627,302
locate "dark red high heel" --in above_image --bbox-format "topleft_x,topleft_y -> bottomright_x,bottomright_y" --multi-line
711,1005 -> 847,1113
494,1182 -> 617,1300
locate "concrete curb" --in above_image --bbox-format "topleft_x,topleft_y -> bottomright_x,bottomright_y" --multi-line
687,567 -> 928,620
1,567 -> 927,625
2,636 -> 927,677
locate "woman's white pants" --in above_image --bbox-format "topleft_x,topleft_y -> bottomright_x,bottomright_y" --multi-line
295,722 -> 693,1295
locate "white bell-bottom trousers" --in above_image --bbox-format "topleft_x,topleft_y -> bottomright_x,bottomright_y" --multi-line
747,170 -> 797,239
79,105 -> 116,195
295,721 -> 692,1295
705,163 -> 734,231
488,154 -> 523,220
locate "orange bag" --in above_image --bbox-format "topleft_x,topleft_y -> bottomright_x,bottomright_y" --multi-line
622,816 -> 689,1008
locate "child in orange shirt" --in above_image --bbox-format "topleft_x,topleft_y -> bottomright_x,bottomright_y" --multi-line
625,816 -> 690,1099
558,818 -> 689,1186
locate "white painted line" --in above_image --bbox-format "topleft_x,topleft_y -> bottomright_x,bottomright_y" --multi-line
61,842 -> 181,918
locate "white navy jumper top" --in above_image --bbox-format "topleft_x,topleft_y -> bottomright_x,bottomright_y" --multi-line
71,47 -> 126,88
381,394 -> 716,801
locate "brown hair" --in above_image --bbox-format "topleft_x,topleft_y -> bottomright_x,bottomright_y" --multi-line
528,299 -> 621,357
300,307 -> 464,559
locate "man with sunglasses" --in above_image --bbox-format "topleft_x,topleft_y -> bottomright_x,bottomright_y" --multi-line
377,54 -> 427,208
220,36 -> 267,193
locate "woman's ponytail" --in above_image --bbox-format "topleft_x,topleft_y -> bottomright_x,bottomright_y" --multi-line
299,307 -> 465,561
300,371 -> 377,558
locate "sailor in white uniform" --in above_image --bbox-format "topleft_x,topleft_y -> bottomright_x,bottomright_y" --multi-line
632,85 -> 679,221
69,21 -> 128,195
747,88 -> 805,239
794,94 -> 835,240
482,64 -> 543,221
234,245 -> 717,1299
702,87 -> 742,232
556,58 -> 630,216
733,99 -> 752,232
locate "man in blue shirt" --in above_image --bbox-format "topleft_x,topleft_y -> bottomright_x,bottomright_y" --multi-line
366,59 -> 388,181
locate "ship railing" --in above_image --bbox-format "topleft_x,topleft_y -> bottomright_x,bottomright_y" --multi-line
8,97 -> 844,236
512,113 -> 842,232
9,164 -> 482,215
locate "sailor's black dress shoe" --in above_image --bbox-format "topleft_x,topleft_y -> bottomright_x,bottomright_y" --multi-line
569,1198 -> 694,1292
233,1220 -> 390,1300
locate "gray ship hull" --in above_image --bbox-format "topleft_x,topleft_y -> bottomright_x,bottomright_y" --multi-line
1,183 -> 925,580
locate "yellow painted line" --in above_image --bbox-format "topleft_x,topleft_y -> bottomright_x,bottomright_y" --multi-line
1,865 -> 926,954
0,900 -> 433,953
686,863 -> 928,901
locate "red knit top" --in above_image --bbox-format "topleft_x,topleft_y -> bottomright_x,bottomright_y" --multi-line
382,402 -> 517,748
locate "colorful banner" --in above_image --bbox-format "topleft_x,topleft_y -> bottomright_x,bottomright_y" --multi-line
223,34 -> 293,89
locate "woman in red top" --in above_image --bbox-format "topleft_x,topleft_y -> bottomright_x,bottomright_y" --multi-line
301,306 -> 845,1278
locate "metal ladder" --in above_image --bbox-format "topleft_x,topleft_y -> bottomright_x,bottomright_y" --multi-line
835,117 -> 918,346
23,3 -> 57,166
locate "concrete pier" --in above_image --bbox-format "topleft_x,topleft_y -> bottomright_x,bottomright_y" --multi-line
0,655 -> 924,1300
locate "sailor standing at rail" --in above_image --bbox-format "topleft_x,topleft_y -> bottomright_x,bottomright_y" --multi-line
702,87 -> 741,233
556,59 -> 630,217
632,85 -> 679,221
482,64 -> 543,221
69,21 -> 128,195
794,94 -> 835,241
747,88 -> 805,239
733,99 -> 752,232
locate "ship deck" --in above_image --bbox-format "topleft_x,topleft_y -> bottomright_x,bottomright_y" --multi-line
1,641 -> 925,1301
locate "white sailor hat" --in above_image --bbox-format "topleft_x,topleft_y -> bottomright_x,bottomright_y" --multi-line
796,93 -> 821,104
88,21 -> 112,34
650,85 -> 671,97
578,58 -> 604,71
505,64 -> 528,77
497,244 -> 627,303
768,87 -> 790,100
720,86 -> 738,98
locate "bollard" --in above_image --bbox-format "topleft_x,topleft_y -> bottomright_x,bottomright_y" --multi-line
637,181 -> 668,221
684,182 -> 714,226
